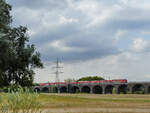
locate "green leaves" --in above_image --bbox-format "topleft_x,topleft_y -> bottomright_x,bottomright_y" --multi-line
77,76 -> 104,81
5,26 -> 43,87
0,0 -> 12,33
0,1 -> 43,87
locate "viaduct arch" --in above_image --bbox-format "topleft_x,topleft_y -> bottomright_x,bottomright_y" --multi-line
34,82 -> 150,94
71,86 -> 80,93
81,86 -> 91,93
105,85 -> 114,94
60,86 -> 67,93
92,85 -> 103,94
118,84 -> 128,94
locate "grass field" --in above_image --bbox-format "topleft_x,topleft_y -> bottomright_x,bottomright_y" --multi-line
1,93 -> 150,113
38,93 -> 150,113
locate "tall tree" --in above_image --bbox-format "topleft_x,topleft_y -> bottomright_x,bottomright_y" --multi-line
0,0 -> 12,86
0,0 -> 43,86
0,0 -> 12,33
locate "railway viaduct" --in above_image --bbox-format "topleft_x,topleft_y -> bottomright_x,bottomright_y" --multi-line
33,81 -> 150,94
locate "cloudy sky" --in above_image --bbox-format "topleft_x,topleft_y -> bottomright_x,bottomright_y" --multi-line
7,0 -> 150,83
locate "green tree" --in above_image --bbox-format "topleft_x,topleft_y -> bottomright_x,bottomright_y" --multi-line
64,78 -> 76,82
0,0 -> 43,87
0,0 -> 12,86
77,76 -> 104,81
0,0 -> 12,33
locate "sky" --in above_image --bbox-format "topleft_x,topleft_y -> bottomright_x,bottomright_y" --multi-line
7,0 -> 150,83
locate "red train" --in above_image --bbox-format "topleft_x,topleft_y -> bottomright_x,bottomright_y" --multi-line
39,79 -> 127,86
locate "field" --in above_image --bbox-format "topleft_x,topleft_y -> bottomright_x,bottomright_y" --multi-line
1,92 -> 150,113
39,94 -> 150,113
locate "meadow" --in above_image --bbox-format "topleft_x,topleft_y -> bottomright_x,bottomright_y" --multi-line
0,91 -> 150,113
40,93 -> 150,113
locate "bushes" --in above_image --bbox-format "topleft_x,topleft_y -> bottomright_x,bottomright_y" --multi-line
112,87 -> 116,94
0,85 -> 33,93
77,76 -> 104,81
133,91 -> 145,94
32,83 -> 40,86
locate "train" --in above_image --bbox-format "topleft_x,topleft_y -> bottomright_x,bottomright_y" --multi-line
39,79 -> 127,86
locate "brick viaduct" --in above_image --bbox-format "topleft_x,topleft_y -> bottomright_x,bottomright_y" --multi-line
33,81 -> 150,94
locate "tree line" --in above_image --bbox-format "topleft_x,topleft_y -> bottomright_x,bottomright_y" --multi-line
65,76 -> 104,82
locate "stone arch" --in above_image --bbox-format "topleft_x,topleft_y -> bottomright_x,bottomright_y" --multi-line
92,85 -> 103,94
60,86 -> 67,93
41,87 -> 49,93
71,86 -> 80,93
132,84 -> 145,94
34,88 -> 40,93
81,86 -> 91,93
118,84 -> 128,94
148,86 -> 150,94
51,87 -> 58,93
105,85 -> 114,94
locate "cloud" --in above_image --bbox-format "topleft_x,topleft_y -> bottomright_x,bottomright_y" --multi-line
131,38 -> 149,52
35,51 -> 150,82
10,0 -> 123,62
114,30 -> 128,42
7,0 -> 150,82
9,0 -> 68,10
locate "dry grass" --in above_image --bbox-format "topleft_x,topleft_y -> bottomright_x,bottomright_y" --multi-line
0,88 -> 42,113
38,93 -> 150,113
0,93 -> 150,113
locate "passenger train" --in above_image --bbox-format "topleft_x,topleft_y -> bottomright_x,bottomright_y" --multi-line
40,79 -> 127,86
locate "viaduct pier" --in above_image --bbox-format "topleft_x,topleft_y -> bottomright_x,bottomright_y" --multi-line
33,79 -> 150,94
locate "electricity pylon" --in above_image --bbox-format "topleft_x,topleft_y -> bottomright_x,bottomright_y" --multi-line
54,58 -> 63,83
53,58 -> 63,93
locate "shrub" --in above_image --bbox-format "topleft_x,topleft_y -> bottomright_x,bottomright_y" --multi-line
2,87 -> 9,93
112,87 -> 116,94
133,91 -> 144,94
77,76 -> 104,81
75,89 -> 80,93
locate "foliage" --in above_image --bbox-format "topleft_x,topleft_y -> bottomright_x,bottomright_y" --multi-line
132,88 -> 145,94
0,0 -> 43,87
112,87 -> 116,94
0,0 -> 12,33
32,83 -> 40,86
50,85 -> 57,93
133,91 -> 145,94
77,76 -> 104,81
0,85 -> 33,93
64,78 -> 76,82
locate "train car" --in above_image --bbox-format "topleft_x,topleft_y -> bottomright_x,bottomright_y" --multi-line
39,79 -> 127,86
112,79 -> 127,83
40,83 -> 50,86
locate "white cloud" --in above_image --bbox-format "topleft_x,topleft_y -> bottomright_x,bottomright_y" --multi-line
34,51 -> 150,82
131,38 -> 149,52
119,0 -> 150,9
8,0 -> 150,82
59,16 -> 78,24
49,40 -> 87,52
114,29 -> 128,42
